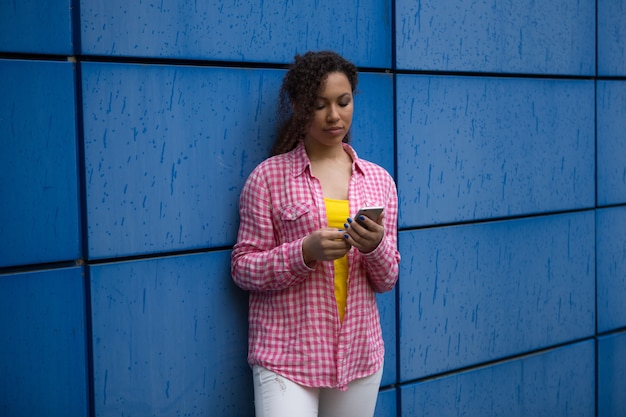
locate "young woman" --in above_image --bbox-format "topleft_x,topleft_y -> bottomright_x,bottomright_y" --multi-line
231,51 -> 400,417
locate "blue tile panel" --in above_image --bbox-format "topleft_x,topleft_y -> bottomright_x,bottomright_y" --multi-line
79,0 -> 391,67
374,387 -> 397,417
396,75 -> 594,228
0,0 -> 73,55
598,332 -> 626,417
377,288 -> 397,387
90,251 -> 252,417
351,73 -> 395,177
398,211 -> 595,381
82,64 -> 397,260
395,0 -> 595,75
81,62 -> 282,259
0,267 -> 88,417
598,0 -> 626,76
597,81 -> 626,207
400,341 -> 595,417
0,59 -> 81,268
597,207 -> 626,333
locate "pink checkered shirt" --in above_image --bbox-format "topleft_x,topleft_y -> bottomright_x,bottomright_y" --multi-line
231,142 -> 400,390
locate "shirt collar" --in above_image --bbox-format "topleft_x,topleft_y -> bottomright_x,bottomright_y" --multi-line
291,141 -> 365,177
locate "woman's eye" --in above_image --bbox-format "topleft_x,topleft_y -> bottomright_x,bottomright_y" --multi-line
315,103 -> 325,110
339,100 -> 351,107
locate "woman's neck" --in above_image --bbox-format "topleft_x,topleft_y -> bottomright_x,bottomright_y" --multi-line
304,142 -> 353,200
304,140 -> 347,162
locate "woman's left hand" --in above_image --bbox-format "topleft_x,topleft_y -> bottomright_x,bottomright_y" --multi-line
343,213 -> 384,253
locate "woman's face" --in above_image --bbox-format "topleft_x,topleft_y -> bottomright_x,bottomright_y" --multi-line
304,71 -> 354,149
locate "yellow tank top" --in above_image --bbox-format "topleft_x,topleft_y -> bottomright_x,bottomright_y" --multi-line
324,198 -> 349,322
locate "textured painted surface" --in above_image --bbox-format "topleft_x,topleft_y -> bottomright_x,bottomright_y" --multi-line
597,207 -> 626,333
351,72 -> 395,177
3,1 -> 626,416
90,251 -> 252,417
82,63 -> 281,259
0,0 -> 73,54
79,0 -> 391,67
597,81 -> 626,206
397,75 -> 595,228
396,0 -> 595,75
598,0 -> 626,76
377,288 -> 397,386
398,211 -> 595,380
374,387 -> 397,417
0,59 -> 81,268
82,64 -> 395,259
0,267 -> 88,417
598,332 -> 626,417
401,341 -> 595,417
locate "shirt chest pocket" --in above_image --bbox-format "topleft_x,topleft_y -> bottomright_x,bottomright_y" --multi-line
277,202 -> 316,243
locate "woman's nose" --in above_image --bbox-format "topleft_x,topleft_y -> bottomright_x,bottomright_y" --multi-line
326,105 -> 340,121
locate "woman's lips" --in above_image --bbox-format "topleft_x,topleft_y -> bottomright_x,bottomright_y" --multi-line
325,126 -> 344,134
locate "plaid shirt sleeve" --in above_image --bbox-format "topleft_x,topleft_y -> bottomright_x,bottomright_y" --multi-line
231,156 -> 315,292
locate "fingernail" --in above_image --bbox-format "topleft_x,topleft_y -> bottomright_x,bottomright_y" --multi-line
344,234 -> 349,239
347,218 -> 353,223
344,223 -> 349,229
358,215 -> 365,221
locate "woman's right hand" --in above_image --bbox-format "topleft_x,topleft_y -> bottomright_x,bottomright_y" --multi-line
302,228 -> 351,267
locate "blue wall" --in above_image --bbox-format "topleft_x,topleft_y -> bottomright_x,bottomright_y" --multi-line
1,1 -> 625,416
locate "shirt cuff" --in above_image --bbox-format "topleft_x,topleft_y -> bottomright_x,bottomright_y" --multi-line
291,237 -> 317,275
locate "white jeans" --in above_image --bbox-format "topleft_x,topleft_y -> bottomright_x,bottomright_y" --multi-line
252,365 -> 383,417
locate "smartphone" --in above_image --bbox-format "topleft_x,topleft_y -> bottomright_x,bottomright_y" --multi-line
356,206 -> 384,226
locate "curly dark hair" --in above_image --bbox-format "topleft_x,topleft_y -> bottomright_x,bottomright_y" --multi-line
271,51 -> 359,156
